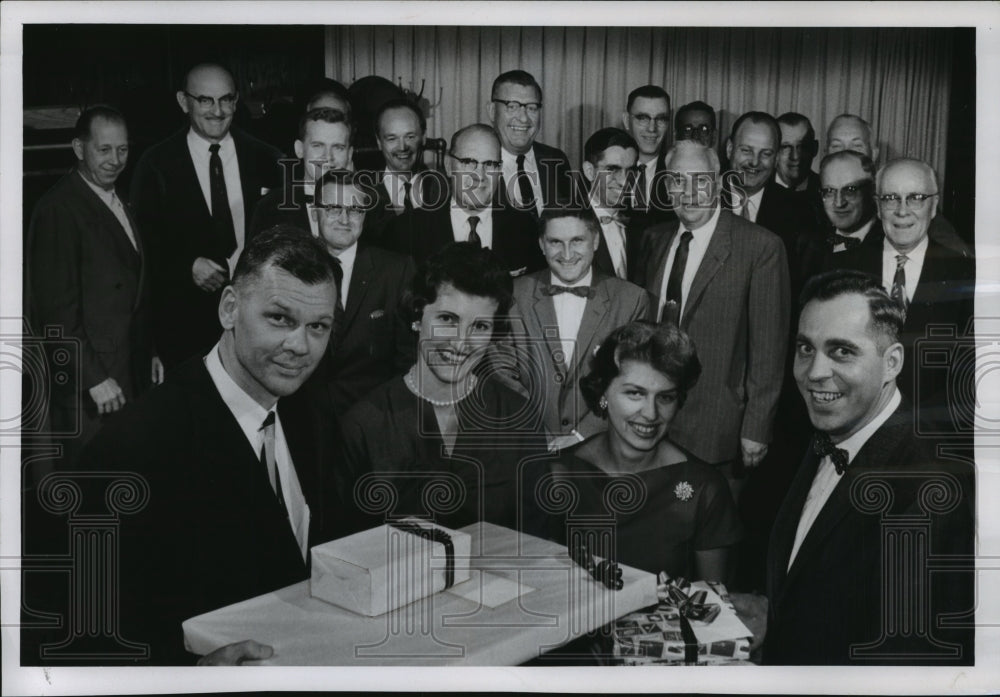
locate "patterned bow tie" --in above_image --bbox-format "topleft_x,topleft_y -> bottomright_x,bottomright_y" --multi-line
813,432 -> 850,475
597,213 -> 629,226
825,233 -> 861,250
544,284 -> 595,299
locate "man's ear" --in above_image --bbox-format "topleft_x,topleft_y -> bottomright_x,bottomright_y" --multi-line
294,140 -> 304,161
621,112 -> 630,130
486,100 -> 496,122
176,91 -> 190,114
725,137 -> 734,162
218,285 -> 239,330
71,138 -> 84,162
883,341 -> 904,382
582,161 -> 596,183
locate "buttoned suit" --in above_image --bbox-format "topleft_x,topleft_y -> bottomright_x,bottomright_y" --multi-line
496,141 -> 573,215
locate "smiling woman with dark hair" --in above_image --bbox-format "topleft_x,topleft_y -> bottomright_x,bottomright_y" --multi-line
550,320 -> 741,582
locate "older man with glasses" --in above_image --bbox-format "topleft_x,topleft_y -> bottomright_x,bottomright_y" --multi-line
131,62 -> 284,369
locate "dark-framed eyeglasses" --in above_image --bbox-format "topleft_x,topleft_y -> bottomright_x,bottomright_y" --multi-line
820,182 -> 871,202
183,91 -> 238,110
676,124 -> 713,138
491,99 -> 542,117
316,203 -> 366,219
448,152 -> 502,172
874,192 -> 938,210
630,113 -> 670,129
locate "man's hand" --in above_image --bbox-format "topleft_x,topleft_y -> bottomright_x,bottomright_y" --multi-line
740,438 -> 768,469
89,377 -> 125,414
196,639 -> 274,666
192,257 -> 228,292
151,356 -> 164,385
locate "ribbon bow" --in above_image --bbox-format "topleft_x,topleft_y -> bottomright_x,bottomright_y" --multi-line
569,538 -> 623,590
813,432 -> 850,475
544,284 -> 596,299
597,213 -> 629,226
825,233 -> 861,250
659,575 -> 722,624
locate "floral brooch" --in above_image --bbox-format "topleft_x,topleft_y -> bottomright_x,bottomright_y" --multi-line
674,481 -> 694,502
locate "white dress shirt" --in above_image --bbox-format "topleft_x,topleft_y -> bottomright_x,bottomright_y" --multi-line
882,235 -> 929,302
78,171 -> 138,250
383,169 -> 414,212
592,196 -> 628,279
733,186 -> 765,223
449,204 -> 494,249
204,343 -> 310,561
330,241 -> 358,306
787,388 -> 901,570
639,156 -> 658,206
550,269 -> 592,367
832,218 -> 876,253
657,205 -> 722,319
501,146 -> 543,216
187,130 -> 246,276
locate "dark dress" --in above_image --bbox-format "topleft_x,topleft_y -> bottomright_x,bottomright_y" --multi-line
339,373 -> 550,535
550,438 -> 742,578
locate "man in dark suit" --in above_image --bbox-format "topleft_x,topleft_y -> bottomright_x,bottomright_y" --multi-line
358,98 -> 447,246
487,70 -> 572,216
766,270 -> 973,665
509,208 -> 653,450
775,112 -> 820,196
621,85 -> 676,230
131,63 -> 284,370
27,106 -> 158,463
249,107 -> 353,239
307,169 -> 416,418
636,140 -> 789,477
384,124 -> 544,276
75,226 -> 343,665
837,158 -> 974,428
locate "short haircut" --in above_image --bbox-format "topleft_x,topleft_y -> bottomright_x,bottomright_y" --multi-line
663,139 -> 721,173
777,112 -> 816,142
297,107 -> 352,143
232,224 -> 339,291
300,77 -> 352,114
538,206 -> 602,239
799,269 -> 904,352
375,98 -> 426,137
180,62 -> 235,93
875,157 -> 939,194
626,85 -> 671,112
491,69 -> 542,102
584,127 -> 639,167
403,242 -> 514,327
730,111 -> 780,145
74,105 -> 126,141
314,169 -> 372,208
674,100 -> 717,133
580,321 -> 702,412
818,150 -> 876,181
450,123 -> 499,154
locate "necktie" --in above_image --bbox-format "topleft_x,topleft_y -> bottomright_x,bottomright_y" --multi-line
109,192 -> 138,250
660,230 -> 693,325
544,284 -> 596,299
597,213 -> 628,226
635,165 -> 648,211
209,143 -> 237,260
467,216 -> 482,247
740,198 -> 752,221
329,255 -> 346,331
403,179 -> 414,212
259,411 -> 286,507
826,233 -> 862,250
813,432 -> 850,475
515,154 -> 536,212
890,254 -> 909,313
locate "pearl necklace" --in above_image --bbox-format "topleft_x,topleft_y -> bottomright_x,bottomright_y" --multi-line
404,367 -> 478,407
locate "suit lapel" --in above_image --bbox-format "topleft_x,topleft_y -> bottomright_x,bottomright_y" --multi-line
342,246 -> 372,330
647,222 -> 678,301
682,212 -> 732,327
232,131 -> 258,230
530,278 -> 565,370
768,443 -> 822,608
569,274 -> 611,380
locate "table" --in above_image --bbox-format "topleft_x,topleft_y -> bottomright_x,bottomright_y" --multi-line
182,522 -> 658,665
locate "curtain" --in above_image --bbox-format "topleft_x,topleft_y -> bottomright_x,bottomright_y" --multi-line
326,26 -> 956,185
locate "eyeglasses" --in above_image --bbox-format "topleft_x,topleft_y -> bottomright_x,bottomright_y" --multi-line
448,152 -> 502,172
820,183 -> 871,202
317,203 -> 365,219
630,113 -> 670,128
676,124 -> 713,138
183,91 -> 238,110
491,99 -> 542,117
874,192 -> 938,210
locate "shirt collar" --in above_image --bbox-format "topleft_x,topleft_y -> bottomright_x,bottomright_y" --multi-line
187,128 -> 234,153
331,241 -> 359,269
775,172 -> 809,192
883,232 -> 930,262
204,341 -> 271,435
77,170 -> 116,202
501,146 -> 535,167
838,217 -> 876,239
549,268 -> 593,289
683,204 -> 723,235
450,199 -> 494,221
836,387 -> 901,463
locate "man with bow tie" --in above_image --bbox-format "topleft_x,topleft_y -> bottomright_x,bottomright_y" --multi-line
765,269 -> 973,665
508,208 -> 653,451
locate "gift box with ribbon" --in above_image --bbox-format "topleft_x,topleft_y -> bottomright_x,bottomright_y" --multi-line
612,573 -> 752,665
310,519 -> 471,616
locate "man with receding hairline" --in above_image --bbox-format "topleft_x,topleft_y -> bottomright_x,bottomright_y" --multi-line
132,62 -> 284,370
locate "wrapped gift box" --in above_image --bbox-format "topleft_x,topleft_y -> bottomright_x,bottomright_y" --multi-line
310,519 -> 471,616
613,576 -> 752,665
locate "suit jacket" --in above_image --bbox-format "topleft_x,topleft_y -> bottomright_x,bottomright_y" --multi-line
509,270 -> 654,439
765,402 -> 974,664
496,141 -> 573,215
629,153 -> 679,233
247,184 -> 312,240
130,128 -> 283,369
796,218 -> 885,291
306,245 -> 417,418
27,171 -> 152,450
383,202 -> 545,276
75,357 -> 342,664
637,210 -> 790,463
566,172 -> 648,281
357,166 -> 449,247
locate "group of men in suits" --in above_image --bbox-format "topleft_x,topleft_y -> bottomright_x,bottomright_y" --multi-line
24,58 -> 976,666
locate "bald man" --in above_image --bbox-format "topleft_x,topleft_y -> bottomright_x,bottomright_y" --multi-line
132,63 -> 284,369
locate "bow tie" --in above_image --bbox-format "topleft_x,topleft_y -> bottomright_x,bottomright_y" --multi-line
813,432 -> 850,475
544,284 -> 595,299
597,213 -> 629,226
825,233 -> 861,250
